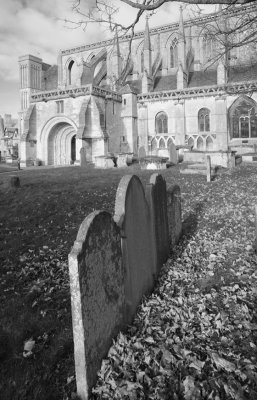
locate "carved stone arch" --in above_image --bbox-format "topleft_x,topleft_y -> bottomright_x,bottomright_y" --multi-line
158,137 -> 165,149
228,95 -> 257,139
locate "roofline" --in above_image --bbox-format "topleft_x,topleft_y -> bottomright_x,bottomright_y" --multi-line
60,3 -> 257,56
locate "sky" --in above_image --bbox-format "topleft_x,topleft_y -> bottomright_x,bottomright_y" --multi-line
0,0 -> 216,118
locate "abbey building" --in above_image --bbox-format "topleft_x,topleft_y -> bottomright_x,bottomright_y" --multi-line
18,4 -> 257,167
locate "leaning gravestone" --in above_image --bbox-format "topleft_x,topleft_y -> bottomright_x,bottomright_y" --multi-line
114,175 -> 156,323
146,174 -> 169,272
168,141 -> 178,164
68,211 -> 125,400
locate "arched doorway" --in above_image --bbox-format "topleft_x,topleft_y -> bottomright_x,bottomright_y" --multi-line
47,123 -> 76,165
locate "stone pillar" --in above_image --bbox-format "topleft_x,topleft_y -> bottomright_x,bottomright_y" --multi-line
177,64 -> 187,90
215,96 -> 228,151
174,100 -> 185,145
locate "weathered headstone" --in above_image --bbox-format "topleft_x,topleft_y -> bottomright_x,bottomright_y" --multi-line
69,174 -> 183,399
69,211 -> 125,400
168,141 -> 178,164
206,155 -> 211,182
146,174 -> 169,272
10,176 -> 20,188
114,175 -> 156,323
167,185 -> 182,248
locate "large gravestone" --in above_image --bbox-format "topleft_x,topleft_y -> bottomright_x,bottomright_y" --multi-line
146,174 -> 169,272
169,141 -> 178,164
167,185 -> 182,248
114,175 -> 156,323
69,211 -> 125,400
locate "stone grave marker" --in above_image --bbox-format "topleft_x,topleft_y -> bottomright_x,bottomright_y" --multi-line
206,155 -> 211,182
114,175 -> 156,323
146,174 -> 169,272
69,211 -> 125,400
168,141 -> 178,164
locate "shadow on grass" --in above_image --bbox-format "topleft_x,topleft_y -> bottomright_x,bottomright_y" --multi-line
182,201 -> 206,242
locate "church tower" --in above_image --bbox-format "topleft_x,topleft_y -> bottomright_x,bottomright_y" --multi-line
142,16 -> 153,93
18,55 -> 42,111
177,7 -> 187,89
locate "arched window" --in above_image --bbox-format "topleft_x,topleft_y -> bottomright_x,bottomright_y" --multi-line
206,136 -> 213,150
197,137 -> 204,150
170,38 -> 178,68
141,51 -> 144,73
155,112 -> 168,134
68,60 -> 74,85
198,108 -> 210,132
229,96 -> 257,139
159,138 -> 165,149
188,137 -> 194,149
203,35 -> 216,64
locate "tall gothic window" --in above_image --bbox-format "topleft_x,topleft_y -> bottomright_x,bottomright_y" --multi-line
68,60 -> 74,85
170,38 -> 178,68
198,108 -> 210,132
229,97 -> 257,139
155,112 -> 168,134
203,35 -> 215,63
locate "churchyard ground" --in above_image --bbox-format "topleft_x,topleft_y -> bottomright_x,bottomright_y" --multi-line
0,163 -> 257,399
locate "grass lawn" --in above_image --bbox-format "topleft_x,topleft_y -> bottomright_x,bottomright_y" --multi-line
0,163 -> 257,399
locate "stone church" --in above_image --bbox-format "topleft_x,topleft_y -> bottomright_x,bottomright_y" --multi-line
18,4 -> 257,167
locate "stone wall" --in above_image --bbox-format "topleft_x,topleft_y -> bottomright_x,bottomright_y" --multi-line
68,173 -> 182,400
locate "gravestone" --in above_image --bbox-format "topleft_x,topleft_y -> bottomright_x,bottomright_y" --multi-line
69,211 -> 125,400
167,185 -> 182,248
114,175 -> 156,323
146,174 -> 169,272
206,155 -> 211,182
168,141 -> 178,164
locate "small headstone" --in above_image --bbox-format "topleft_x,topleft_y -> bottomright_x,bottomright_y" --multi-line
206,156 -> 211,182
10,176 -> 20,188
168,141 -> 178,164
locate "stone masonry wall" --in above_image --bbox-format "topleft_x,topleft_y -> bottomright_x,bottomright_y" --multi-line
68,173 -> 182,400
